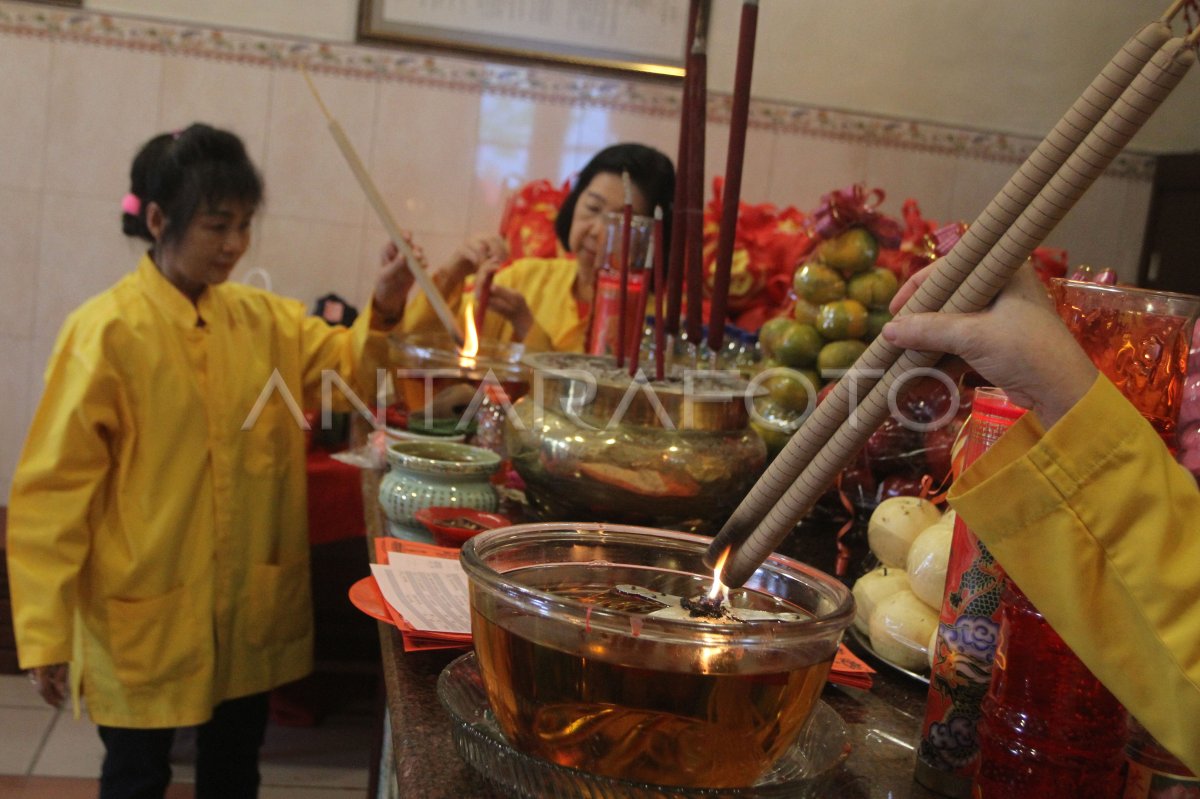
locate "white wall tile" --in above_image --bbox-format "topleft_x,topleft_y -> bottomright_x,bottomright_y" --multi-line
43,42 -> 162,200
865,147 -> 959,225
250,215 -> 366,308
158,55 -> 273,167
34,194 -> 139,340
0,36 -> 51,191
1116,178 -> 1154,284
262,68 -> 374,225
0,187 -> 42,338
0,337 -> 36,506
947,157 -> 1019,226
765,133 -> 867,211
371,81 -> 480,236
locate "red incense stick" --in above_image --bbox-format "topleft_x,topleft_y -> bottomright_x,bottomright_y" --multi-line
709,0 -> 758,353
652,206 -> 667,381
683,7 -> 708,345
629,213 -> 657,378
616,171 -> 634,368
667,0 -> 703,336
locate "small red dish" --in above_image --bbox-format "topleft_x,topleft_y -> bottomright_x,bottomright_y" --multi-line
414,507 -> 511,548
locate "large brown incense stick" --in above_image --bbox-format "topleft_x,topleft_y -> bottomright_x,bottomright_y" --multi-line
709,0 -> 759,354
705,19 -> 1172,571
719,35 -> 1196,588
300,66 -> 464,345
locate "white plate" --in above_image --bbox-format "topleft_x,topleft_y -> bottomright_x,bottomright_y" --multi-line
848,626 -> 930,685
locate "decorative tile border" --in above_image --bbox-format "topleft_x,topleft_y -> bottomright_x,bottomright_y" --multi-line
0,0 -> 1155,180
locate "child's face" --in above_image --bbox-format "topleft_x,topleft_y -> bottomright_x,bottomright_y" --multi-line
568,172 -> 649,277
154,199 -> 254,299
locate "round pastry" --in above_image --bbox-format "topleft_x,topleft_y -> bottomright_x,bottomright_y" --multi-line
906,517 -> 955,609
868,496 -> 942,568
851,566 -> 910,635
868,589 -> 940,671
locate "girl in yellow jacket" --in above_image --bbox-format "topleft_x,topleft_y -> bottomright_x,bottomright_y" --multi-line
8,123 -> 414,798
401,143 -> 675,352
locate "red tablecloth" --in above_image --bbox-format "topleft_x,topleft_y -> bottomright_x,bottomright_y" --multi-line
305,449 -> 365,545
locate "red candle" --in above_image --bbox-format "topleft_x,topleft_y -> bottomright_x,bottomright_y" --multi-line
708,0 -> 759,353
628,220 -> 655,378
683,4 -> 709,345
615,171 -> 634,368
652,206 -> 667,381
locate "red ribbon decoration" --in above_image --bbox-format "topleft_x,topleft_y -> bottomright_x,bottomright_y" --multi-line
809,184 -> 903,249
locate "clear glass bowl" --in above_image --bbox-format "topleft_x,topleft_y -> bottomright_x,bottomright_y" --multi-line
460,523 -> 855,790
438,652 -> 851,799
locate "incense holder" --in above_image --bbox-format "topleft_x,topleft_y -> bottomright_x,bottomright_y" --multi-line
506,352 -> 767,532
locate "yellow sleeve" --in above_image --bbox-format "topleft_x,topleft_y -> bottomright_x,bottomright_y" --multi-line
399,271 -> 466,339
8,312 -> 119,668
949,375 -> 1200,772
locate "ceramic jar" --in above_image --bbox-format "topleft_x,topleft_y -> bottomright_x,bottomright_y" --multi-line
378,440 -> 501,542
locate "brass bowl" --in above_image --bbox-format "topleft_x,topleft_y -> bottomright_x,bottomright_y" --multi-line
507,353 -> 767,532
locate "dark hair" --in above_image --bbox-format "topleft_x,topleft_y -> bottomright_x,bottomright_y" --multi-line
122,123 -> 263,246
554,143 -> 675,258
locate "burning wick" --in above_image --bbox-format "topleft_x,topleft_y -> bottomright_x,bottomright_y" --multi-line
681,547 -> 732,619
458,296 -> 480,368
612,547 -> 806,625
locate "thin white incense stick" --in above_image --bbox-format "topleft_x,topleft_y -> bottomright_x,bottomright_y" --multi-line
300,65 -> 464,345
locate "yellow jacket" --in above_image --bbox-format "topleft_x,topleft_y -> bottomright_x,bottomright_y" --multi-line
950,375 -> 1200,772
8,254 -> 391,728
402,256 -> 588,352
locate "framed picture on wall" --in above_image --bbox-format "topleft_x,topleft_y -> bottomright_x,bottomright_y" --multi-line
357,0 -> 689,78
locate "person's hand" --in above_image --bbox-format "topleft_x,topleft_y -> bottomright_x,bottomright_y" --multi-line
482,284 -> 534,342
372,237 -> 421,327
29,663 -> 68,708
882,264 -> 1097,428
447,234 -> 508,282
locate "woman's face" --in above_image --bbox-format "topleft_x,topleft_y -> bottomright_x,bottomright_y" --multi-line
567,171 -> 650,276
149,199 -> 254,301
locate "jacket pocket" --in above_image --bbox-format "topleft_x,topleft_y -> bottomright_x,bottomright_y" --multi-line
107,584 -> 203,689
246,561 -> 311,646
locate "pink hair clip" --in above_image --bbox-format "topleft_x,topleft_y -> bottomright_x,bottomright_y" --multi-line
121,193 -> 141,216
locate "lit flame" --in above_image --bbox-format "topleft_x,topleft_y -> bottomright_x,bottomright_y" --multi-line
458,296 -> 479,367
707,547 -> 731,606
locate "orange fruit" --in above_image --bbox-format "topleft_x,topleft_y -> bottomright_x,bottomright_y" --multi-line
866,309 -> 893,340
817,339 -> 869,378
757,317 -> 793,358
793,262 -> 846,305
792,298 -> 820,326
815,299 -> 869,341
817,227 -> 879,278
847,267 -> 900,310
773,323 -> 823,368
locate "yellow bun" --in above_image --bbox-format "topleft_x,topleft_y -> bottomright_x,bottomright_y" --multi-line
868,589 -> 939,671
907,518 -> 955,609
868,497 -> 942,568
852,566 -> 910,635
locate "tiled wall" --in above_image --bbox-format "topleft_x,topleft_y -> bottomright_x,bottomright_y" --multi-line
0,1 -> 1155,499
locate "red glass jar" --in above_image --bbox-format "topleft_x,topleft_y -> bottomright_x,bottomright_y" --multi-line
972,581 -> 1127,798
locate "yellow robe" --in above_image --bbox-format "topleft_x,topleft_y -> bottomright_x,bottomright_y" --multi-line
8,254 -> 392,727
401,256 -> 588,353
950,375 -> 1200,772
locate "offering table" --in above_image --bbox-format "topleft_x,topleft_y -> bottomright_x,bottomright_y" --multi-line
361,468 -> 945,798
